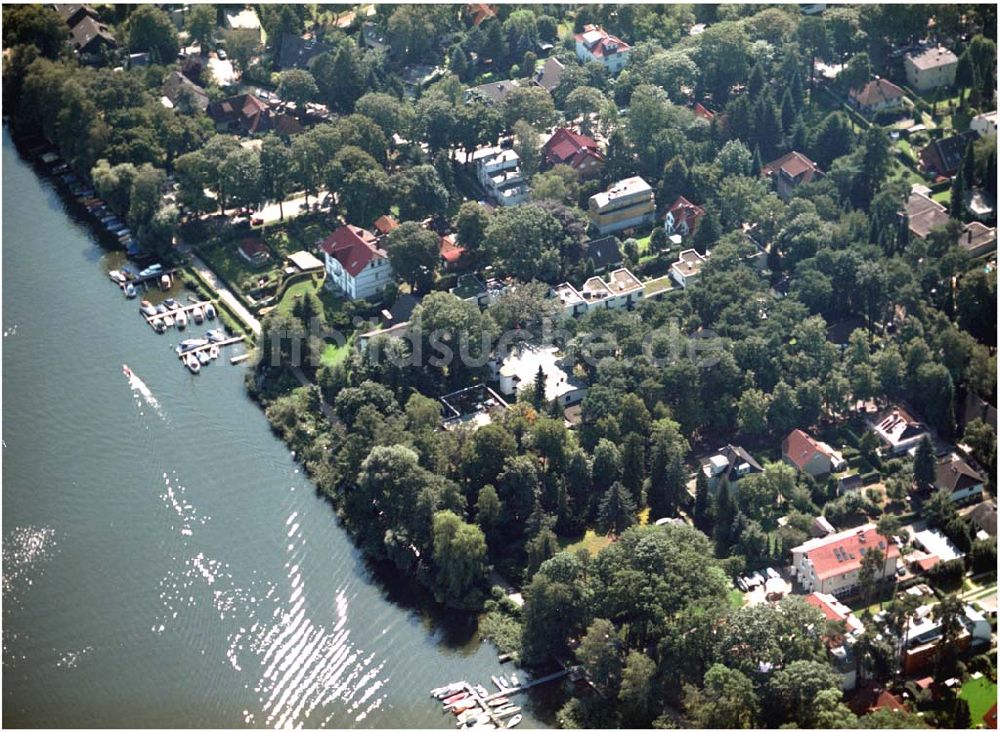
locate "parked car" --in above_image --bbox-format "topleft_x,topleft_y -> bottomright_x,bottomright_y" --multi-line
216,48 -> 227,60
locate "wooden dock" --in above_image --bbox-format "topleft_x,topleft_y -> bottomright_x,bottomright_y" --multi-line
121,268 -> 178,294
436,669 -> 569,729
142,300 -> 214,330
177,336 -> 245,360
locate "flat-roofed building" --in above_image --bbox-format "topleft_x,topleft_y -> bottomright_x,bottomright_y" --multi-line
588,176 -> 655,234
494,343 -> 588,406
670,248 -> 708,288
440,384 -> 509,431
904,45 -> 958,92
971,110 -> 997,138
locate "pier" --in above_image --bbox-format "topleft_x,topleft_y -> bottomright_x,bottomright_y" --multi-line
141,300 -> 214,331
432,669 -> 569,729
120,268 -> 178,293
176,336 -> 246,361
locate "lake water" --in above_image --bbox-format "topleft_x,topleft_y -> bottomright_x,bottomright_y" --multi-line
1,127 -> 546,729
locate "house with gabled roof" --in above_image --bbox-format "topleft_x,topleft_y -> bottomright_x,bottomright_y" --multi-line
531,56 -> 565,93
700,444 -> 764,493
762,151 -> 822,201
69,15 -> 117,56
373,215 -> 399,239
791,523 -> 900,596
935,453 -> 985,504
465,79 -> 521,106
663,196 -> 705,238
575,24 -> 631,73
541,128 -> 605,176
782,428 -> 846,476
275,33 -> 331,71
320,225 -> 392,301
53,3 -> 98,28
162,70 -> 209,113
919,129 -> 977,178
439,234 -> 467,270
849,78 -> 907,115
208,94 -> 271,134
465,3 -> 496,26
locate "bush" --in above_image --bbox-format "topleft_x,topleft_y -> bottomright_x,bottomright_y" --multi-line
861,470 -> 881,485
927,558 -> 965,592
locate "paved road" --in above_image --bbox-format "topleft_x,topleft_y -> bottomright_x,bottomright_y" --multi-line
256,190 -> 331,225
190,253 -> 261,336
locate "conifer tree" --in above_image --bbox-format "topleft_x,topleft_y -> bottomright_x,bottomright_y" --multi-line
598,481 -> 637,535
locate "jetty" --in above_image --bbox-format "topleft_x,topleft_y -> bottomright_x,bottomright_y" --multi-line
121,268 -> 178,293
141,300 -> 213,331
176,336 -> 245,361
431,669 -> 569,729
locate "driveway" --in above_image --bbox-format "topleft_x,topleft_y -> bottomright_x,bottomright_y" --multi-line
190,253 -> 261,336
207,55 -> 236,86
255,190 -> 330,226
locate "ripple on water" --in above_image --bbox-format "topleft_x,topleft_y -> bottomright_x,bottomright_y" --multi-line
2,526 -> 58,668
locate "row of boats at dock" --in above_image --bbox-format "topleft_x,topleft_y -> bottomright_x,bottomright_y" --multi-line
138,295 -> 217,333
430,675 -> 524,730
175,330 -> 227,374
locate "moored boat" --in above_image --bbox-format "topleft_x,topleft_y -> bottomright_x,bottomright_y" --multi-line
475,685 -> 489,699
191,306 -> 204,324
163,314 -> 175,328
197,350 -> 210,365
160,273 -> 172,290
505,714 -> 522,728
140,302 -> 157,317
209,344 -> 219,360
509,673 -> 519,687
185,354 -> 200,374
204,302 -> 216,320
176,310 -> 188,329
487,698 -> 508,707
124,282 -> 137,299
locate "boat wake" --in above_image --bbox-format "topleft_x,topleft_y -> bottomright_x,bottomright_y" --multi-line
125,367 -> 165,420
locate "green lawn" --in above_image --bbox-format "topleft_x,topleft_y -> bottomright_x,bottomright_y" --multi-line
959,676 -> 997,724
636,234 -> 652,254
932,189 -> 952,205
200,240 -> 278,294
321,336 -> 352,367
729,589 -> 745,609
276,278 -> 323,317
558,529 -> 613,558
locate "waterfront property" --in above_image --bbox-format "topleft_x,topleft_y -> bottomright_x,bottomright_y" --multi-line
320,225 -> 392,301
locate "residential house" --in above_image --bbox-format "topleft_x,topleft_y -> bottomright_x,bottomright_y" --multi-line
441,384 -> 509,431
692,102 -> 715,122
128,52 -> 150,68
971,110 -> 998,138
868,405 -> 929,456
361,23 -> 388,52
475,148 -> 530,207
275,33 -> 331,70
805,592 -> 865,690
575,24 -> 631,73
663,196 -> 705,237
848,686 -> 909,716
552,267 -> 644,317
669,248 -> 708,288
69,15 -> 117,56
919,130 -> 977,178
237,238 -> 271,266
900,603 -> 991,674
588,176 -> 655,234
700,444 -> 764,494
53,4 -> 98,28
783,428 -> 847,476
181,55 -> 206,85
225,8 -> 262,39
439,234 -> 466,269
450,273 -> 490,306
162,70 -> 209,113
541,128 -> 605,176
465,79 -> 521,106
373,215 -> 399,239
207,94 -> 271,134
465,3 -> 496,26
286,250 -> 324,274
494,343 -> 588,406
531,56 -> 565,93
910,528 -> 965,573
790,524 -> 900,596
902,187 -> 951,238
837,474 -> 864,495
904,45 -> 958,91
849,78 -> 907,115
580,236 -> 622,272
320,225 -> 392,301
762,151 -> 822,201
967,502 -> 997,538
935,453 -> 986,504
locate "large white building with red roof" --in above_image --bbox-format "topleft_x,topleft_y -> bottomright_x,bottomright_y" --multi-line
791,524 -> 900,596
320,225 -> 392,301
574,24 -> 631,73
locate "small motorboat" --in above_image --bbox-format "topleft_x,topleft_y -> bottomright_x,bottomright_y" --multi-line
443,692 -> 469,705
163,314 -> 175,328
122,364 -> 132,379
176,311 -> 188,330
160,274 -> 172,290
197,350 -> 210,365
487,698 -> 508,708
209,344 -> 219,360
191,306 -> 204,325
109,269 -> 126,283
204,303 -> 216,320
491,676 -> 508,691
156,303 -> 168,315
124,282 -> 137,299
185,354 -> 200,373
153,319 -> 167,334
164,298 -> 180,309
509,674 -> 519,687
505,715 -> 521,728
476,685 -> 489,699
140,302 -> 158,317
139,263 -> 162,278
206,328 -> 225,342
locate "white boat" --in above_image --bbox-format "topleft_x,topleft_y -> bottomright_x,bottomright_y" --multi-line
160,273 -> 172,290
185,354 -> 200,373
491,676 -> 508,691
140,303 -> 157,317
109,269 -> 126,283
505,715 -> 521,728
178,338 -> 209,351
487,698 -> 508,708
191,306 -> 204,324
176,310 -> 188,329
197,350 -> 210,365
164,298 -> 180,309
122,364 -> 132,379
209,344 -> 219,360
139,263 -> 162,278
476,685 -> 489,698
204,303 -> 216,320
124,282 -> 137,298
153,319 -> 166,333
509,673 -> 519,687
163,314 -> 175,327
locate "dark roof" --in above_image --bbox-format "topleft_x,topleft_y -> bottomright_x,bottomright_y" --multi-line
532,56 -> 565,93
238,238 -> 270,260
920,130 -> 977,177
163,71 -> 209,112
936,455 -> 985,494
584,236 -> 622,269
54,4 -> 98,27
838,474 -> 864,491
466,79 -> 521,105
275,33 -> 331,71
181,56 -> 205,85
708,444 -> 764,483
70,15 -> 116,54
968,502 -> 997,536
207,94 -> 271,133
386,293 -> 420,324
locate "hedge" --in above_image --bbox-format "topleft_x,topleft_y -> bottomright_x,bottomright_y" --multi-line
860,471 -> 881,486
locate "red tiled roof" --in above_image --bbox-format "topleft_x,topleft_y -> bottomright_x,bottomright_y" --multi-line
373,215 -> 399,236
439,234 -> 465,263
850,78 -> 906,108
762,151 -> 820,182
693,102 -> 714,121
320,225 -> 384,278
466,3 -> 496,26
575,24 -> 631,59
985,702 -> 997,729
666,195 -> 706,231
783,429 -> 823,470
804,593 -> 848,623
543,128 -> 603,169
804,527 -> 900,581
849,685 -> 908,716
239,237 -> 269,258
